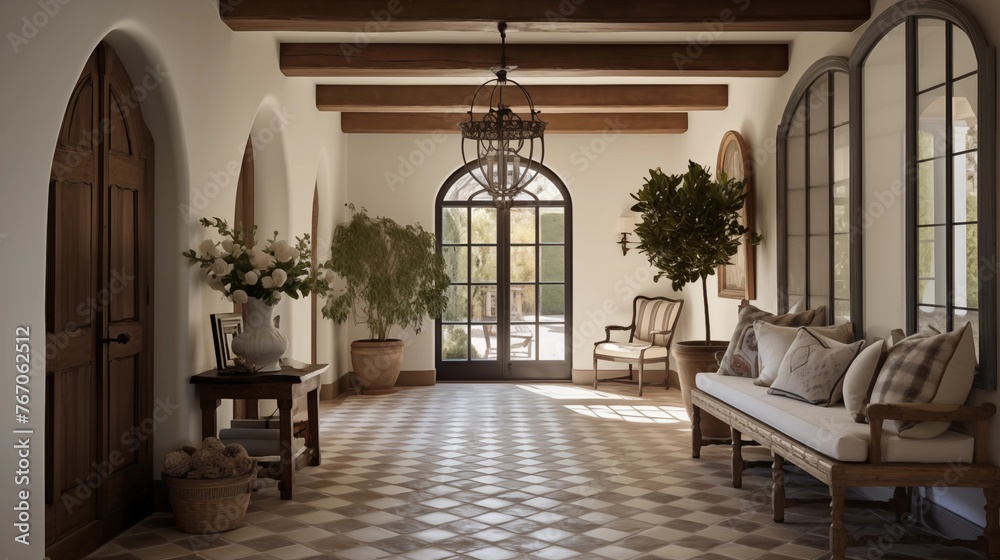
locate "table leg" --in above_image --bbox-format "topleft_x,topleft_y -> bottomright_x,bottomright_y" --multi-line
278,398 -> 294,500
200,398 -> 220,439
307,388 -> 321,466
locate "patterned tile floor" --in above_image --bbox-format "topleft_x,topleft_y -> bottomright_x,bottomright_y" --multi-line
86,383 -> 987,560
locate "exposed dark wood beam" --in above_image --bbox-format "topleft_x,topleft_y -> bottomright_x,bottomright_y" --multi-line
223,0 -> 871,32
283,43 -> 788,78
317,85 -> 728,113
340,113 -> 689,134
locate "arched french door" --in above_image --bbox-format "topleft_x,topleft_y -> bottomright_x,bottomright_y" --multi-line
436,164 -> 572,381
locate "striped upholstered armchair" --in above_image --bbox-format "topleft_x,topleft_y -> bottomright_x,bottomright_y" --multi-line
593,296 -> 684,396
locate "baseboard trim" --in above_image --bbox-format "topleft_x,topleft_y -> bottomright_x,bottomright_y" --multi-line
397,370 -> 436,386
326,370 -> 437,397
851,487 -> 982,541
320,374 -> 353,401
916,495 -> 983,541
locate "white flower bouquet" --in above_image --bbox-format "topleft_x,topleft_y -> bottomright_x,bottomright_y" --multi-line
183,217 -> 329,306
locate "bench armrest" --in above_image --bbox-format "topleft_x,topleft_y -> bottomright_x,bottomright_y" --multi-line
867,403 -> 996,465
595,325 -> 633,345
867,402 -> 996,423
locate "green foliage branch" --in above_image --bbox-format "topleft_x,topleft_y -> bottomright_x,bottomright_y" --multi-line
630,161 -> 762,343
321,205 -> 450,341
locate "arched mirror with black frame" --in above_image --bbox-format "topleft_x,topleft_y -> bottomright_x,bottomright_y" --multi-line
777,57 -> 859,336
851,0 -> 996,389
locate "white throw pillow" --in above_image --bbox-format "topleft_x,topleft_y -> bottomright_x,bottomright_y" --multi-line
753,321 -> 855,387
843,340 -> 886,421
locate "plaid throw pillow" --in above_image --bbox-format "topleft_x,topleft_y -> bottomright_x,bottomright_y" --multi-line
867,323 -> 975,437
718,304 -> 827,378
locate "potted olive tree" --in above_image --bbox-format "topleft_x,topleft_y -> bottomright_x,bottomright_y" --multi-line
631,161 -> 760,430
321,205 -> 450,394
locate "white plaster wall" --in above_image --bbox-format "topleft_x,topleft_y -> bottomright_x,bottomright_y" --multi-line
0,2 -> 344,553
345,132 -> 680,373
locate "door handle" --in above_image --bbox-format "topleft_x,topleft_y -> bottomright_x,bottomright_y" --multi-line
102,333 -> 131,345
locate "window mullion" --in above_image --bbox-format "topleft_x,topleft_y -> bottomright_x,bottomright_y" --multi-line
827,71 -> 837,322
904,16 -> 919,334
804,91 -> 812,305
945,22 -> 956,332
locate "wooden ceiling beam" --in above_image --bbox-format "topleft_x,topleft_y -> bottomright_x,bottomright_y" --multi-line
283,43 -> 788,78
223,0 -> 871,32
317,85 -> 728,113
340,113 -> 689,134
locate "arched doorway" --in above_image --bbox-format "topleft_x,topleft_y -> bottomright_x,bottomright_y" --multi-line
436,165 -> 572,381
45,43 -> 155,559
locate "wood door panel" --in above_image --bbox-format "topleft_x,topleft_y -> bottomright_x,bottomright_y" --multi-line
51,149 -> 95,183
108,356 -> 138,470
46,328 -> 93,374
51,182 -> 95,333
107,94 -> 133,155
59,78 -> 96,150
108,184 -> 139,322
53,364 -> 98,538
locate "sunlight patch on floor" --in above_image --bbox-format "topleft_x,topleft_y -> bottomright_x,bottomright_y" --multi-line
516,384 -> 640,400
564,403 -> 689,423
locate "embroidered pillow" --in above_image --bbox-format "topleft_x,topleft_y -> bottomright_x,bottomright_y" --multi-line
753,321 -> 855,387
718,304 -> 827,378
767,329 -> 864,406
868,324 -> 976,438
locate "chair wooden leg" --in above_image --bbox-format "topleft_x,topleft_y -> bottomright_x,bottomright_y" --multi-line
637,362 -> 644,397
593,356 -> 599,390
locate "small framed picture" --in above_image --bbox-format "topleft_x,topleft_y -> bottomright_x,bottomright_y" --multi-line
210,312 -> 243,370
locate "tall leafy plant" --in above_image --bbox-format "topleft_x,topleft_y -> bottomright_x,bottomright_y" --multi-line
630,161 -> 761,343
321,205 -> 450,341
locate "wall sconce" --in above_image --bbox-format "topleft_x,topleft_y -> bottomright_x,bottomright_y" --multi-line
617,216 -> 638,255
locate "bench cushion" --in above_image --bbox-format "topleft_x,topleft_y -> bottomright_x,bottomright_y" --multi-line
696,372 -> 973,463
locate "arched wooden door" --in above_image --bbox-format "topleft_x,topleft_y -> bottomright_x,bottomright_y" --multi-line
46,43 -> 155,560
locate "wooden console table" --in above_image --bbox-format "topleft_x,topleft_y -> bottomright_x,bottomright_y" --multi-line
190,359 -> 327,499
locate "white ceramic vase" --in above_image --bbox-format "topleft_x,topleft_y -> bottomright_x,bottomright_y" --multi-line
230,297 -> 287,372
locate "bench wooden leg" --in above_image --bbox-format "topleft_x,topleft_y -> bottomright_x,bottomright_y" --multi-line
772,453 -> 785,523
830,484 -> 847,560
732,427 -> 744,489
593,356 -> 599,390
985,486 -> 1000,559
892,487 -> 909,522
691,405 -> 702,459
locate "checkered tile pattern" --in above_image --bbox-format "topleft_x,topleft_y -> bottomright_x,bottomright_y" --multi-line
86,383 -> 985,559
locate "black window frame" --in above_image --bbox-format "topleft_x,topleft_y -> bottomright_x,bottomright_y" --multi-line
777,56 -> 860,337
850,0 -> 997,389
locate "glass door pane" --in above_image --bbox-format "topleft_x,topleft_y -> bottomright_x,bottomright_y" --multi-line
437,171 -> 571,381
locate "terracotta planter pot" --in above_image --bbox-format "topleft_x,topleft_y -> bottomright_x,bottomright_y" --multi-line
351,340 -> 404,395
674,340 -> 731,439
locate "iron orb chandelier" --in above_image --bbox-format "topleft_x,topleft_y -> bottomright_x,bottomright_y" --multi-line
459,22 -> 547,211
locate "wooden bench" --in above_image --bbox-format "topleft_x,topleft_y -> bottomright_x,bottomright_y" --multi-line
691,388 -> 1000,560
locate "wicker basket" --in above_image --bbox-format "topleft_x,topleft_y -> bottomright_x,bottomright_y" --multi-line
163,462 -> 257,534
